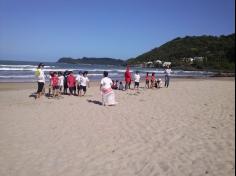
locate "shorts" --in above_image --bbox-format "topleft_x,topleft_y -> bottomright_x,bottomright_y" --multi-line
146,80 -> 149,84
79,85 -> 87,92
134,82 -> 139,87
52,86 -> 59,90
37,82 -> 44,93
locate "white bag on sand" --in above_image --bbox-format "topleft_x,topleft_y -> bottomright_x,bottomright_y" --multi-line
102,89 -> 116,106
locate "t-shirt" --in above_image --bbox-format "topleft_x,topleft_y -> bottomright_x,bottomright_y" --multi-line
76,75 -> 82,84
119,84 -> 124,90
80,76 -> 89,87
58,76 -> 64,86
100,77 -> 112,89
67,74 -> 76,88
134,74 -> 140,82
36,69 -> 45,83
51,76 -> 59,87
165,69 -> 171,76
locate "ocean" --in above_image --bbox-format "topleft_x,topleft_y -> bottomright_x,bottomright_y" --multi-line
0,60 -> 216,82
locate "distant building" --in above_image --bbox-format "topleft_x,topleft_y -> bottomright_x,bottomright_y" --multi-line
155,60 -> 162,64
193,56 -> 204,62
163,62 -> 171,67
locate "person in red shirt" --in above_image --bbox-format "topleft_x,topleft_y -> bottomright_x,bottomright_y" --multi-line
124,66 -> 132,90
67,71 -> 76,95
145,72 -> 150,89
50,72 -> 59,97
151,72 -> 156,88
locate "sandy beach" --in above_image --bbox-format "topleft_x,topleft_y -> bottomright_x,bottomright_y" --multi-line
0,78 -> 235,176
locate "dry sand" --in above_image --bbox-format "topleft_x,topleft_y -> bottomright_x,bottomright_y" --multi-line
0,78 -> 235,176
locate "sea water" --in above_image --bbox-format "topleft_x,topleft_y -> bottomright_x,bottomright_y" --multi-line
0,60 -> 216,82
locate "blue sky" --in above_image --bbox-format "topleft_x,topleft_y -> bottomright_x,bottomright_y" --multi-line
0,0 -> 235,61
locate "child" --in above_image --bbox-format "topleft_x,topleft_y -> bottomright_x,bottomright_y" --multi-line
111,80 -> 118,89
63,71 -> 69,95
164,65 -> 171,88
118,81 -> 124,91
58,72 -> 64,94
67,71 -> 76,95
150,72 -> 155,88
76,71 -> 83,95
145,72 -> 150,89
134,71 -> 140,90
50,72 -> 59,97
48,71 -> 54,97
79,71 -> 89,96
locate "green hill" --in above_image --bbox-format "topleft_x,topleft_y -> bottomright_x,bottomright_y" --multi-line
57,57 -> 125,66
128,34 -> 235,71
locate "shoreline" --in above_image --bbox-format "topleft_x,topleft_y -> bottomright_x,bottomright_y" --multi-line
0,77 -> 234,91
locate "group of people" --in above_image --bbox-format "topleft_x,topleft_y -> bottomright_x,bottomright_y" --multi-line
35,63 -> 90,99
123,65 -> 172,90
35,63 -> 171,106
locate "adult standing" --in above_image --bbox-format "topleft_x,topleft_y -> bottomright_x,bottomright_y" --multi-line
164,65 -> 171,88
35,63 -> 45,99
124,66 -> 132,90
100,71 -> 116,106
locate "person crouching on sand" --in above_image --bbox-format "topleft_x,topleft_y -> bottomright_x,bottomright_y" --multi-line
35,63 -> 45,99
100,71 -> 117,106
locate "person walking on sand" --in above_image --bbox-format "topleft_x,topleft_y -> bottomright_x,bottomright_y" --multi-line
35,63 -> 45,99
125,66 -> 132,90
164,65 -> 171,88
100,71 -> 117,106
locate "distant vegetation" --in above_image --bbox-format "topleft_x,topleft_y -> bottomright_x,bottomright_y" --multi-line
57,34 -> 235,72
127,33 -> 235,71
57,57 -> 125,66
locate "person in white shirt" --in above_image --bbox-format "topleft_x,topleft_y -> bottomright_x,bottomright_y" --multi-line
58,72 -> 64,94
164,65 -> 171,88
100,71 -> 117,106
79,71 -> 89,96
134,71 -> 141,90
76,71 -> 83,95
35,63 -> 45,99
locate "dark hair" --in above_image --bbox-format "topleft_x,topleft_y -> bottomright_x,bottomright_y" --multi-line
116,80 -> 119,82
146,72 -> 149,75
37,63 -> 44,69
136,71 -> 139,74
58,71 -> 62,76
79,71 -> 82,74
103,71 -> 108,77
120,81 -> 122,84
83,71 -> 88,76
152,72 -> 155,76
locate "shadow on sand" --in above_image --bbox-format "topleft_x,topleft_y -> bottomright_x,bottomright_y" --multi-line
87,99 -> 103,106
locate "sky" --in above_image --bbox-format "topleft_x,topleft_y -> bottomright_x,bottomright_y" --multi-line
0,0 -> 235,62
